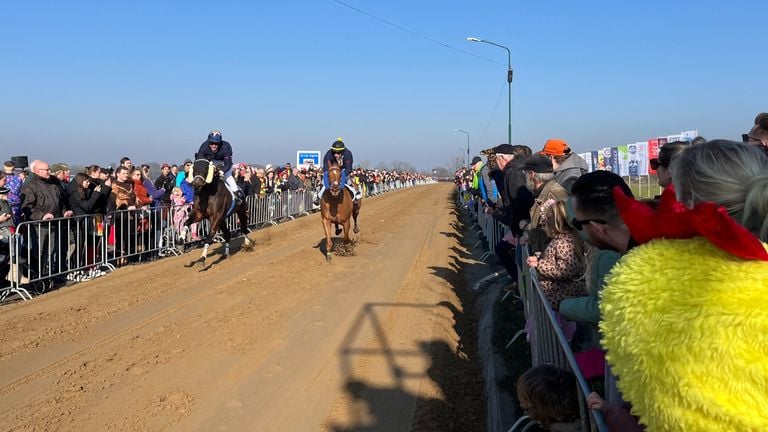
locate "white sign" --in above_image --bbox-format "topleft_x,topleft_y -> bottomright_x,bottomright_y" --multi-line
296,150 -> 321,171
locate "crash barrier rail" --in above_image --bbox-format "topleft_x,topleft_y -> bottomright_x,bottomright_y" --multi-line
456,190 -> 607,432
2,180 -> 432,301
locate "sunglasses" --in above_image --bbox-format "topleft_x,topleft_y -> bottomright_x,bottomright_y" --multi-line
571,217 -> 607,231
649,159 -> 666,170
742,133 -> 763,144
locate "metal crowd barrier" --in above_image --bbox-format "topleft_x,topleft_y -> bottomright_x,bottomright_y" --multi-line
3,182 -> 431,302
457,188 -> 607,432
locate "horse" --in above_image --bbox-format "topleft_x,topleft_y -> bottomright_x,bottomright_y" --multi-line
178,159 -> 253,266
320,164 -> 360,261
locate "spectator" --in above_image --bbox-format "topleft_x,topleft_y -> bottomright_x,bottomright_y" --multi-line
600,140 -> 768,431
650,140 -> 689,189
540,139 -> 588,193
20,160 -> 73,277
138,165 -> 165,207
108,166 -> 137,265
120,157 -> 132,171
0,186 -> 25,283
170,164 -> 179,179
523,154 -> 569,254
170,187 -> 188,237
154,163 -> 175,204
252,168 -> 265,196
66,173 -> 103,278
487,144 -> 534,287
286,167 -> 302,191
516,365 -> 581,431
176,159 -> 192,187
526,198 -> 587,311
3,161 -> 23,224
91,166 -> 113,215
180,171 -> 195,203
131,168 -> 153,208
565,170 -> 633,405
743,112 -> 768,155
235,165 -> 253,196
264,165 -> 276,195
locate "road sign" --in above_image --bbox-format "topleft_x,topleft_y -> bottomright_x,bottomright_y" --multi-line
297,151 -> 321,170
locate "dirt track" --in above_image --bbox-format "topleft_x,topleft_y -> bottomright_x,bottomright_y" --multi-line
0,183 -> 484,432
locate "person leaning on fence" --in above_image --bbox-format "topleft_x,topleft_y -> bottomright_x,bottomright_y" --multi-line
540,139 -> 588,194
108,166 -> 138,266
20,160 -> 73,278
599,140 -> 768,431
517,365 -> 582,432
562,171 -> 633,406
485,144 -> 534,288
154,163 -> 175,204
522,154 -> 569,255
0,186 -> 27,283
66,173 -> 105,280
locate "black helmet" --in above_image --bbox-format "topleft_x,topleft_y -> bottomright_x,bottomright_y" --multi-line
207,130 -> 222,144
331,138 -> 345,153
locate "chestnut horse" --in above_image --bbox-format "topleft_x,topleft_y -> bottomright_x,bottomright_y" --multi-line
320,164 -> 360,261
178,159 -> 253,266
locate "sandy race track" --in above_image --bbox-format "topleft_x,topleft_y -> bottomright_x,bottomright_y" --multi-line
0,183 -> 484,432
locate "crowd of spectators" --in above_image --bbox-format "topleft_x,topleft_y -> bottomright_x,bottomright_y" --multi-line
0,155 -> 428,287
457,112 -> 768,431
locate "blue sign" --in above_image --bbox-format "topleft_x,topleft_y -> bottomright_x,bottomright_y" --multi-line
297,151 -> 321,169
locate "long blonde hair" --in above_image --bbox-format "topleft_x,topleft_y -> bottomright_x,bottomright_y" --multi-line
541,199 -> 586,262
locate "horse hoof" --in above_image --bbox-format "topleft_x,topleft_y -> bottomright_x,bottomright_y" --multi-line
353,226 -> 360,234
326,253 -> 332,262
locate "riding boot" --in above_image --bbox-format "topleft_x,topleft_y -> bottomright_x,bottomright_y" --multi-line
235,189 -> 245,203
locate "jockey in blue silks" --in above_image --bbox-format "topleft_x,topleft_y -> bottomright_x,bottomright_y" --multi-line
315,138 -> 361,204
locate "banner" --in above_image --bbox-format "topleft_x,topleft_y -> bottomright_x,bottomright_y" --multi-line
580,153 -> 594,173
597,151 -> 605,171
601,147 -> 614,172
611,147 -> 620,175
648,139 -> 661,174
591,151 -> 599,172
628,142 -> 649,176
617,145 -> 630,177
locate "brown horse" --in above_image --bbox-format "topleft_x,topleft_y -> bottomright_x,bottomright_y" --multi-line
320,164 -> 360,261
178,159 -> 253,267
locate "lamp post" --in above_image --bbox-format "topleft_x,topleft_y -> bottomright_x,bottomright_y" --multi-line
467,37 -> 512,145
453,129 -> 470,167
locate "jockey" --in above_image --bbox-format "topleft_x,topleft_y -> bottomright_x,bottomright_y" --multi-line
195,130 -> 244,202
315,138 -> 361,205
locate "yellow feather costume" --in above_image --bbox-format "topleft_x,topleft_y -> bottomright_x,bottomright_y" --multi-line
600,237 -> 768,431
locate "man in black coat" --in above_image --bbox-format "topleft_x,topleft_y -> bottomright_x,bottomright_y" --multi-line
195,130 -> 243,201
154,163 -> 175,204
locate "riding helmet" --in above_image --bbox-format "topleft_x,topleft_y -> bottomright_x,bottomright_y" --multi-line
207,130 -> 223,144
331,138 -> 345,153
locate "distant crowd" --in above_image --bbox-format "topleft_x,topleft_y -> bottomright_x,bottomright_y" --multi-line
456,112 -> 768,431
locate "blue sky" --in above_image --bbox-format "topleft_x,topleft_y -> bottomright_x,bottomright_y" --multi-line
2,1 -> 765,171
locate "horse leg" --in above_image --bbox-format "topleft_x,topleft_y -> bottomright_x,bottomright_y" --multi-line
322,218 -> 333,262
237,204 -> 254,251
201,214 -> 222,265
353,202 -> 360,234
342,219 -> 352,248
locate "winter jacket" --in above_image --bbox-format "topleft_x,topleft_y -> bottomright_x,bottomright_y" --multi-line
154,174 -> 175,203
67,182 -> 102,216
20,175 -> 68,221
491,157 -> 534,235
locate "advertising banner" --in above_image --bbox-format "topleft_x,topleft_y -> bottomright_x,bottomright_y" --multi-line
602,147 -> 614,172
648,139 -> 661,174
610,147 -> 620,175
591,151 -> 600,172
617,145 -> 630,177
579,153 -> 593,173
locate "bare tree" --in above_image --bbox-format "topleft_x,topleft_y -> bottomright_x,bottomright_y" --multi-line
390,160 -> 415,173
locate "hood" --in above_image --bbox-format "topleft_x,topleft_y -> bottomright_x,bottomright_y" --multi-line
554,153 -> 588,175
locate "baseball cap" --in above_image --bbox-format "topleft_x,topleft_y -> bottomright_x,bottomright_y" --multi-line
50,163 -> 68,174
471,156 -> 483,165
540,139 -> 570,156
522,154 -> 553,173
491,144 -> 516,155
161,163 -> 170,169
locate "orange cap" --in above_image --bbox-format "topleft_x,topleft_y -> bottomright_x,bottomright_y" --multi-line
540,139 -> 570,156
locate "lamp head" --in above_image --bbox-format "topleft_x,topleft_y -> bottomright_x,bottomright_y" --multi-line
466,37 -> 481,42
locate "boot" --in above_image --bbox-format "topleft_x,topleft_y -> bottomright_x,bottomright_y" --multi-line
235,189 -> 245,203
313,187 -> 325,206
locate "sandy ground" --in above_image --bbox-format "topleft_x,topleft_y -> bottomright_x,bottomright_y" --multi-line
0,183 -> 484,432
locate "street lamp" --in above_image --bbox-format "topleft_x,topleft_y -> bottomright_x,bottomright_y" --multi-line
453,129 -> 470,167
467,36 -> 512,145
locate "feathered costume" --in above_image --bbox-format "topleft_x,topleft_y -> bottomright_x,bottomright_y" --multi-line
600,187 -> 768,431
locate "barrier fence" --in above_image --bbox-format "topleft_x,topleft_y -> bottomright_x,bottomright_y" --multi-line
458,192 -> 608,432
2,179 -> 430,302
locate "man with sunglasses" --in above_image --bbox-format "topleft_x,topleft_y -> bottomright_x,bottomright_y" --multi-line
743,112 -> 768,156
195,130 -> 244,202
560,170 -> 634,405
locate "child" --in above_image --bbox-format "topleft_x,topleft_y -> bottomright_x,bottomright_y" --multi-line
526,199 -> 587,310
170,187 -> 187,236
517,365 -> 582,431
